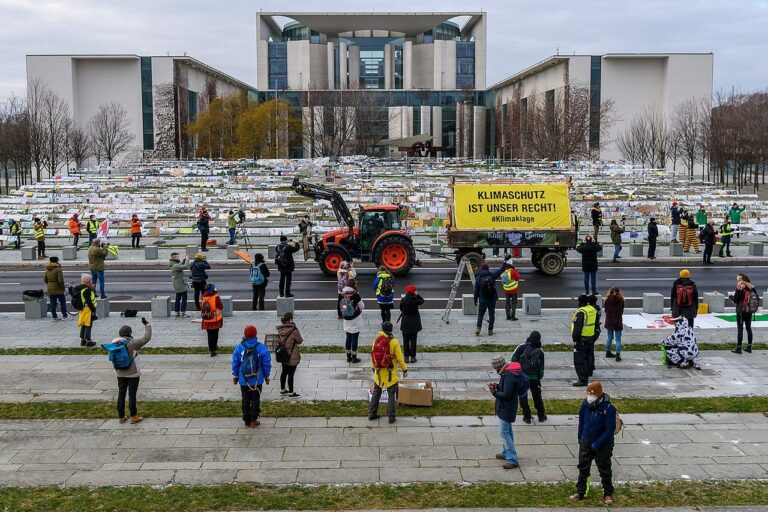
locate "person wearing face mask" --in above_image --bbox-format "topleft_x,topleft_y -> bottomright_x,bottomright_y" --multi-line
570,381 -> 616,506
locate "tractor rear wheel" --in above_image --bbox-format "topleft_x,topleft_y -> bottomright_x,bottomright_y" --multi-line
539,251 -> 565,276
318,247 -> 349,276
374,236 -> 415,277
459,251 -> 485,278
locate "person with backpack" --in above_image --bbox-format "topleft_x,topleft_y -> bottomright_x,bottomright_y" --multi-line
368,321 -> 407,424
719,216 -> 733,257
488,356 -> 523,469
169,252 -> 190,317
201,283 -> 224,357
336,261 -> 357,319
250,253 -> 270,311
340,285 -> 364,363
671,269 -> 699,328
399,284 -> 424,363
107,318 -> 152,425
501,259 -> 520,321
569,381 -> 617,505
276,312 -> 302,397
275,235 -> 300,298
44,256 -> 69,321
373,266 -> 395,322
88,239 -> 109,299
231,325 -> 272,428
609,219 -> 625,263
700,220 -> 716,264
9,218 -> 21,249
130,214 -> 143,248
511,331 -> 546,423
571,294 -> 596,387
647,217 -> 658,260
75,273 -> 98,347
576,236 -> 602,296
33,217 -> 48,259
729,273 -> 756,354
473,259 -> 508,336
68,213 -> 82,247
190,252 -> 211,312
603,288 -> 624,362
197,207 -> 211,252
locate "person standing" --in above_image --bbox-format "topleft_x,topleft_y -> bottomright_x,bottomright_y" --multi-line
719,216 -> 733,257
590,202 -> 603,240
112,318 -> 152,424
10,219 -> 21,249
373,265 -> 395,322
647,217 -> 658,259
571,295 -> 596,387
231,325 -> 271,428
473,260 -> 508,337
368,321 -> 407,424
501,260 -> 520,321
340,285 -> 364,363
227,210 -> 238,246
88,239 -> 109,299
275,235 -> 300,298
76,273 -> 97,347
604,288 -> 624,361
670,202 -> 681,242
277,312 -> 303,397
399,284 -> 424,364
576,236 -> 602,296
190,252 -> 210,312
569,381 -> 616,505
130,214 -> 143,248
700,221 -> 716,264
511,331 -> 546,423
685,215 -> 700,254
201,283 -> 223,357
298,215 -> 312,237
68,213 -> 82,247
250,253 -> 270,311
489,355 -> 520,469
730,273 -> 756,354
671,269 -> 699,328
695,206 -> 707,235
169,252 -> 190,317
44,256 -> 69,321
609,219 -> 625,263
33,217 -> 47,259
336,261 -> 357,319
197,207 -> 211,252
86,214 -> 99,246
728,202 -> 746,238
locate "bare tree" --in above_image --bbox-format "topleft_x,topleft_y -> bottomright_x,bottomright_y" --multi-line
88,102 -> 135,164
617,107 -> 669,168
67,123 -> 92,169
671,98 -> 710,179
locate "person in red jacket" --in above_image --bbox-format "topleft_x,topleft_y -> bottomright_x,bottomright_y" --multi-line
501,259 -> 520,321
130,214 -> 143,248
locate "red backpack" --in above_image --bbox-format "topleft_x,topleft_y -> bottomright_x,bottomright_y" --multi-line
675,284 -> 695,307
371,334 -> 394,369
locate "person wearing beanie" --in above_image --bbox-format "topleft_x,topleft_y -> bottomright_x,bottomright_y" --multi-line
76,273 -> 98,347
368,321 -> 407,424
473,257 -> 509,336
111,317 -> 152,425
201,282 -> 224,356
275,235 -> 300,298
488,354 -> 520,469
570,381 -> 616,505
571,295 -> 596,386
130,214 -> 143,249
87,238 -> 109,299
250,253 -> 271,311
276,312 -> 303,397
190,252 -> 211,312
340,285 -> 364,363
232,325 -> 272,428
336,261 -> 357,318
399,284 -> 424,363
576,236 -> 602,296
86,214 -> 98,246
671,269 -> 698,328
373,266 -> 396,322
197,207 -> 211,252
670,201 -> 681,242
511,331 -> 546,423
44,256 -> 69,321
501,259 -> 520,321
33,216 -> 48,259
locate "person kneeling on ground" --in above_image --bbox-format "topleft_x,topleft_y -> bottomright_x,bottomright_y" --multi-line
112,318 -> 152,425
368,322 -> 407,424
489,356 -> 522,469
511,331 -> 546,423
232,325 -> 272,428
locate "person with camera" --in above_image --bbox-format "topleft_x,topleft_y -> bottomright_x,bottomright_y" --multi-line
197,207 -> 212,252
112,317 -> 152,425
298,215 -> 312,237
609,217 -> 625,263
275,235 -> 300,298
169,252 -> 190,317
88,238 -> 109,299
130,214 -> 143,249
190,252 -> 211,312
227,210 -> 242,246
489,355 -> 521,469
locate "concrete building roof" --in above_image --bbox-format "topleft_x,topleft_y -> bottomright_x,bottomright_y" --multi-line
259,12 -> 483,36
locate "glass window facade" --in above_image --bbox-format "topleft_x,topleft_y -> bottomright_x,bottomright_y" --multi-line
268,42 -> 288,90
456,41 -> 475,89
140,57 -> 154,150
340,37 -> 404,89
589,55 -> 602,149
434,22 -> 461,41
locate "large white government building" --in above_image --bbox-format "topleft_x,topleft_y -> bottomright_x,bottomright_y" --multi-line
26,12 -> 713,162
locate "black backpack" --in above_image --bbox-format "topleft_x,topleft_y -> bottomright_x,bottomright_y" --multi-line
481,275 -> 496,296
69,285 -> 85,311
275,244 -> 288,268
518,346 -> 540,375
379,276 -> 394,297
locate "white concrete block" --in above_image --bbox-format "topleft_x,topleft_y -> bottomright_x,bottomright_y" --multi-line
523,294 -> 541,316
151,296 -> 171,317
703,292 -> 725,313
144,246 -> 159,260
643,293 -> 664,314
276,296 -> 294,317
221,295 -> 234,318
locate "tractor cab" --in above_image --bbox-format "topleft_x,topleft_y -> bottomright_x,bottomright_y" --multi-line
360,206 -> 402,253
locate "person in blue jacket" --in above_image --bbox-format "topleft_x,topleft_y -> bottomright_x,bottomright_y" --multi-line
473,258 -> 509,336
373,265 -> 395,322
231,325 -> 272,428
570,381 -> 616,505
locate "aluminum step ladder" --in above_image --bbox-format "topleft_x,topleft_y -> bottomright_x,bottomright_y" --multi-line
442,257 -> 475,324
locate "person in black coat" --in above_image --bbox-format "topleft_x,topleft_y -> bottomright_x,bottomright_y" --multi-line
575,236 -> 602,295
399,285 -> 424,363
197,208 -> 211,252
590,203 -> 603,240
671,269 -> 699,328
647,217 -> 658,260
699,221 -> 716,264
250,253 -> 271,311
190,253 -> 211,312
275,235 -> 300,297
489,355 -> 521,469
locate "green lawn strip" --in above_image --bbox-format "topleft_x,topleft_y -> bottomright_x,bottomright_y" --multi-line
1,342 -> 763,356
1,481 -> 768,511
2,396 -> 766,420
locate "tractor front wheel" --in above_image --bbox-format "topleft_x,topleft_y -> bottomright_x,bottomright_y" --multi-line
374,236 -> 416,277
318,247 -> 349,276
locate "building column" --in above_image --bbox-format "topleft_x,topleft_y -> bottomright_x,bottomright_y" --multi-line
400,106 -> 413,139
420,105 -> 431,135
348,45 -> 360,89
473,106 -> 487,160
403,41 -> 413,90
456,102 -> 473,158
432,107 -> 443,157
339,42 -> 348,89
384,43 -> 393,89
327,42 -> 335,89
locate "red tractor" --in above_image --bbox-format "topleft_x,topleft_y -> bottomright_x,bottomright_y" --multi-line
291,178 -> 420,276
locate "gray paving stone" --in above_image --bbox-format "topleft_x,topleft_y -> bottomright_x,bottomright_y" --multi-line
223,447 -> 285,462
460,466 -> 525,482
0,470 -> 74,487
173,469 -> 237,485
67,449 -> 133,464
380,445 -> 457,461
235,468 -> 298,484
9,449 -> 76,464
640,464 -> 710,480
284,446 -> 378,461
380,466 -> 462,482
126,448 -> 227,463
297,467 -> 379,484
67,469 -> 175,486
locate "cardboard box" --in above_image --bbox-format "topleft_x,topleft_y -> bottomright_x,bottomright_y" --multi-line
398,379 -> 433,407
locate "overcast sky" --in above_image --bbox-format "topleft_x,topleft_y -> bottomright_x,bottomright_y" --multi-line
1,0 -> 766,98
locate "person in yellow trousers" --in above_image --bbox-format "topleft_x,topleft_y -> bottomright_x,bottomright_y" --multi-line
368,321 -> 407,424
678,210 -> 689,250
76,273 -> 98,347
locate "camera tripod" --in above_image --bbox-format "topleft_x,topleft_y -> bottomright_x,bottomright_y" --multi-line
236,225 -> 251,249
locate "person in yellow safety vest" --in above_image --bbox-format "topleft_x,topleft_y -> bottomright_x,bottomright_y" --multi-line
69,213 -> 82,247
33,217 -> 48,259
86,215 -> 99,245
501,260 -> 520,321
77,273 -> 98,347
719,216 -> 733,257
571,294 -> 596,387
9,219 -> 22,249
